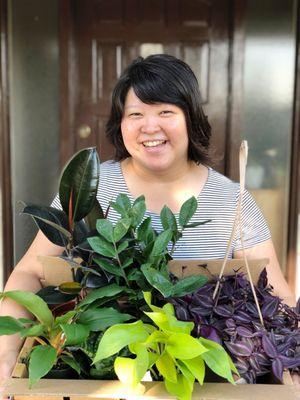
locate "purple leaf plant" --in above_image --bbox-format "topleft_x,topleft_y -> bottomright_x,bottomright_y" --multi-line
169,268 -> 300,383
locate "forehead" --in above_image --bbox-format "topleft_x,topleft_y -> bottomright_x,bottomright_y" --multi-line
124,87 -> 175,109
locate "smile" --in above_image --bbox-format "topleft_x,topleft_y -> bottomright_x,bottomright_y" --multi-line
142,140 -> 167,147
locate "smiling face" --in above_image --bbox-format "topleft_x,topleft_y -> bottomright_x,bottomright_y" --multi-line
121,88 -> 190,174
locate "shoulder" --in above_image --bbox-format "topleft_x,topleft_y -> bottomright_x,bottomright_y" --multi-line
205,167 -> 240,199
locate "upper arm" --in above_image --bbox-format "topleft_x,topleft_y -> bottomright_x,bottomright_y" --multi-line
14,230 -> 64,281
234,239 -> 295,306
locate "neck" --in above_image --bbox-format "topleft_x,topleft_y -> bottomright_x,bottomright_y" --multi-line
124,158 -> 195,184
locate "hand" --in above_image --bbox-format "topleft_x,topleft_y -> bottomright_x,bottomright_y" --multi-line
0,350 -> 19,400
291,371 -> 300,386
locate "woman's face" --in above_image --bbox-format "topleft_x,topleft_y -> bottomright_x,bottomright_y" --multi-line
121,88 -> 189,173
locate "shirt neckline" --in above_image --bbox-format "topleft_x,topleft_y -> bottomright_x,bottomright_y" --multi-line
116,161 -> 212,217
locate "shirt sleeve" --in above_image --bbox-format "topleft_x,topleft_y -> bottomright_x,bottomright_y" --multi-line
233,189 -> 271,251
50,193 -> 62,210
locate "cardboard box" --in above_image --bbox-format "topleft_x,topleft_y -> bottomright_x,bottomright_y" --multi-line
3,257 -> 300,399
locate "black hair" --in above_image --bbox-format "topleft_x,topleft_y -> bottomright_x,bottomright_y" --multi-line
106,54 -> 211,164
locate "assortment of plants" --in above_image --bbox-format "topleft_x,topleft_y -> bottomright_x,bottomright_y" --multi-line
0,147 -> 299,399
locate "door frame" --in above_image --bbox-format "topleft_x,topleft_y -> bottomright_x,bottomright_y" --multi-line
0,0 -> 13,284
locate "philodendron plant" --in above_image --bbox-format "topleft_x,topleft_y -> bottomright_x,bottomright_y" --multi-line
93,292 -> 237,400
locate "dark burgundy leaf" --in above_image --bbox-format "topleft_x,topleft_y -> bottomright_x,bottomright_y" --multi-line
214,304 -> 233,318
258,268 -> 268,290
234,357 -> 249,374
279,355 -> 300,369
296,297 -> 300,314
256,352 -> 271,368
236,326 -> 254,338
225,340 -> 253,357
262,335 -> 278,358
248,355 -> 261,372
246,302 -> 259,316
175,306 -> 191,321
261,296 -> 279,318
192,294 -> 213,308
271,358 -> 283,381
225,318 -> 236,329
234,310 -> 252,324
200,325 -> 222,344
190,305 -> 212,317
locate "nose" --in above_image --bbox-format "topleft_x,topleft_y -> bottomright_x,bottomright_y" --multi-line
140,116 -> 160,134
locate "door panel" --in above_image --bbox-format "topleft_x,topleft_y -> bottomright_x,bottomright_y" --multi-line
68,0 -> 230,170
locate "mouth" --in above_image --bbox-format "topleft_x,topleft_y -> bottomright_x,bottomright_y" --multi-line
142,140 -> 167,148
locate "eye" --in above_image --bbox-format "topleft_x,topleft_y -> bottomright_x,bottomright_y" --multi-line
128,112 -> 142,117
160,110 -> 173,115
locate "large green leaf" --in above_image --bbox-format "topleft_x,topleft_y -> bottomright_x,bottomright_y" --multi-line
181,356 -> 205,385
78,307 -> 133,331
198,337 -> 236,383
76,284 -> 126,308
20,324 -> 45,338
110,194 -> 132,217
156,351 -> 177,383
0,291 -> 53,328
171,275 -> 208,297
88,236 -> 116,257
160,206 -> 177,232
149,229 -> 173,258
21,204 -> 70,246
166,333 -> 207,360
60,323 -> 90,345
59,147 -> 100,222
114,218 -> 131,242
179,197 -> 197,228
96,219 -> 114,242
94,257 -> 123,277
29,345 -> 57,387
165,374 -> 193,400
60,354 -> 81,375
93,320 -> 149,363
141,264 -> 173,297
129,199 -> 146,227
0,316 -> 24,335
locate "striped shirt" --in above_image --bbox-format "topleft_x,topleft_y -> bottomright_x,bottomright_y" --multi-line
51,160 -> 271,259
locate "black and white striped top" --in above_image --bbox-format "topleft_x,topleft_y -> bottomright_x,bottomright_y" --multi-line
51,160 -> 271,259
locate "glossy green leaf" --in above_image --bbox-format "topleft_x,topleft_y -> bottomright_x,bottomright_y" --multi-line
29,345 -> 57,387
78,307 -> 133,331
117,241 -> 129,254
160,206 -> 177,232
128,342 -> 150,383
114,218 -> 131,242
20,324 -> 45,338
60,323 -> 90,345
141,264 -> 172,297
149,229 -> 173,258
58,281 -> 82,294
198,337 -> 235,383
54,310 -> 77,325
178,197 -> 197,228
88,236 -> 116,258
60,354 -> 81,374
183,219 -> 211,228
130,199 -> 146,227
0,291 -> 53,328
114,357 -> 144,389
77,284 -> 125,308
181,357 -> 205,385
96,219 -> 114,242
171,275 -> 208,297
59,147 -> 100,222
165,374 -> 193,400
136,217 -> 153,243
0,316 -> 24,335
166,333 -> 207,360
156,351 -> 177,383
110,194 -> 131,217
20,204 -> 70,246
176,360 -> 195,391
94,257 -> 123,277
93,320 -> 149,363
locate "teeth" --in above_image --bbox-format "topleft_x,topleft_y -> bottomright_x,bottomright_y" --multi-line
143,140 -> 165,147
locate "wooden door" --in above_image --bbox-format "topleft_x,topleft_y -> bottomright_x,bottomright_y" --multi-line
60,0 -> 231,172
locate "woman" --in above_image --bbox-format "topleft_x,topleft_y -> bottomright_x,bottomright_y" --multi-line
0,54 -> 296,388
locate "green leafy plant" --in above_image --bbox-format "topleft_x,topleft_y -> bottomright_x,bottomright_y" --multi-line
93,292 -> 238,400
